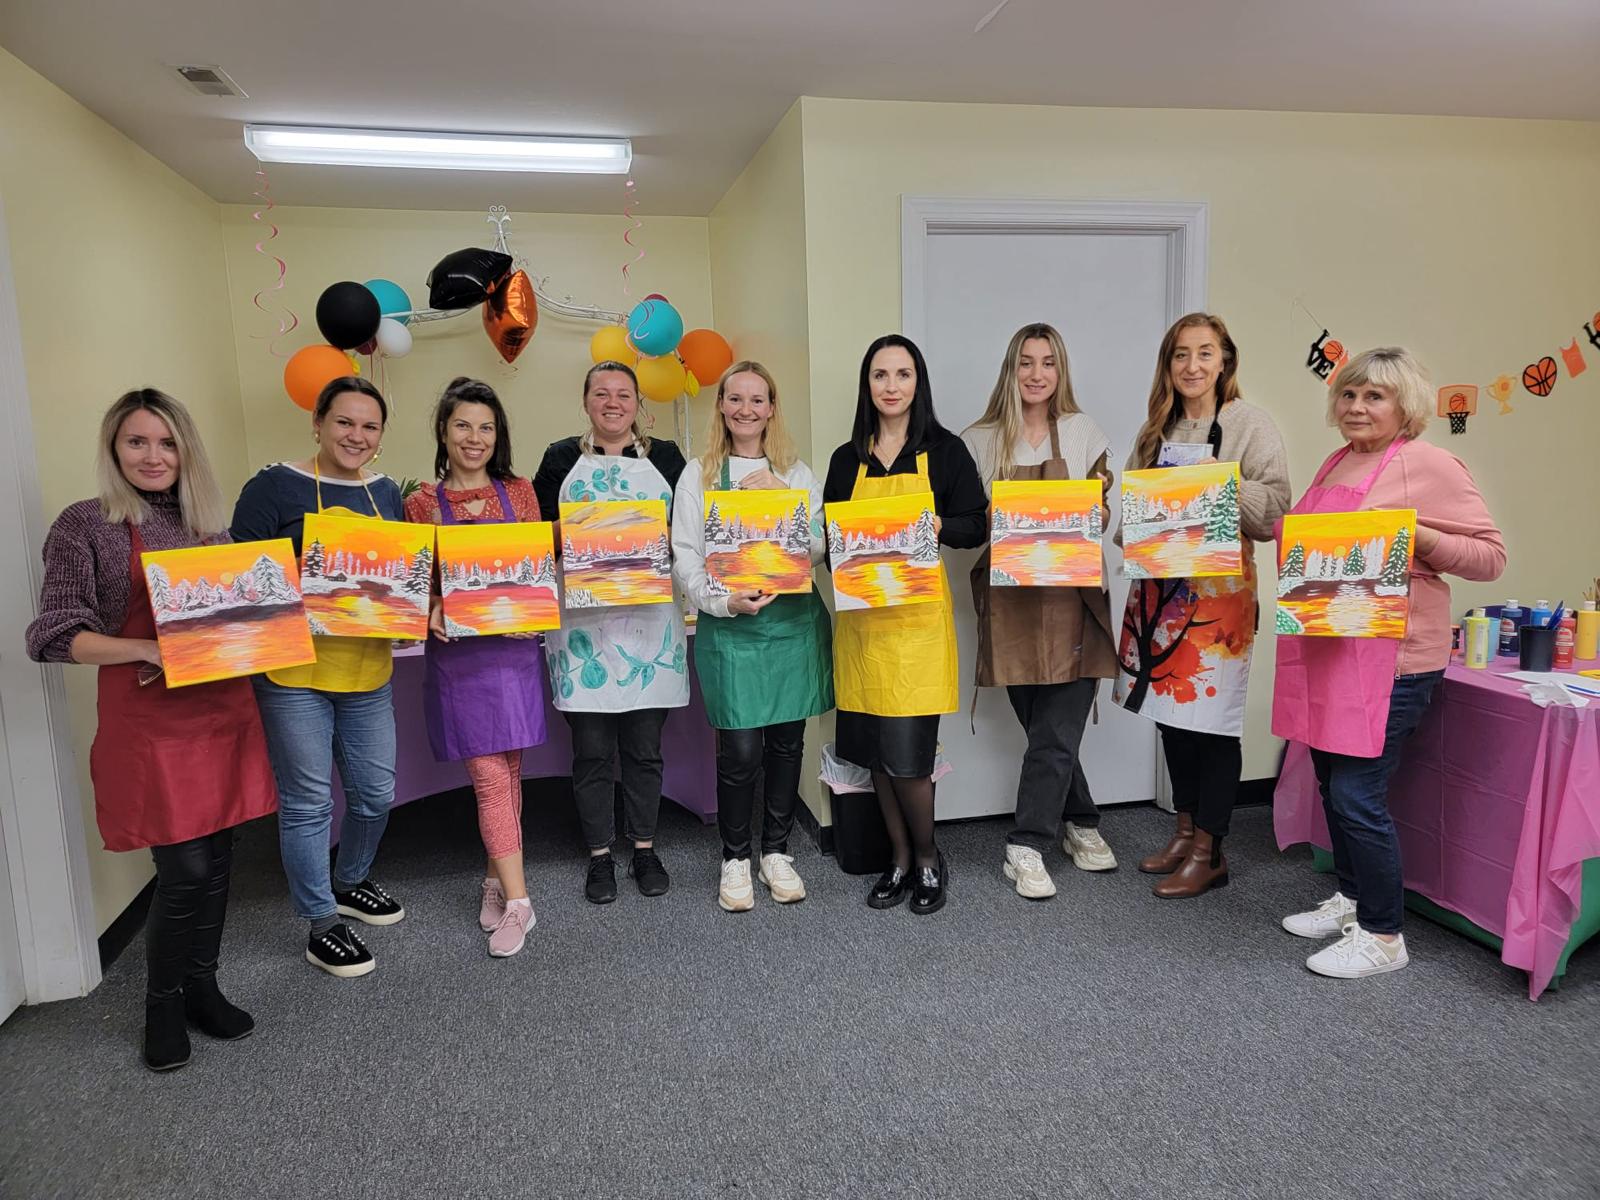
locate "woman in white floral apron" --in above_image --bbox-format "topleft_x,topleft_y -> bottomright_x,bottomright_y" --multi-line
532,362 -> 689,904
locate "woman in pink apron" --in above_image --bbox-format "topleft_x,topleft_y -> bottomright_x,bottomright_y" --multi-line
1273,348 -> 1504,979
405,378 -> 548,958
27,390 -> 277,1072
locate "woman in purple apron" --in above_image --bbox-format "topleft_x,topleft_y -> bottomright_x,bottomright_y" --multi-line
405,378 -> 548,957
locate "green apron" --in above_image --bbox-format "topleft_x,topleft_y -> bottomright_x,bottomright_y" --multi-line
693,459 -> 835,730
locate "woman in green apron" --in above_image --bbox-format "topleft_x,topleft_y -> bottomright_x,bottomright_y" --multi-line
671,361 -> 833,912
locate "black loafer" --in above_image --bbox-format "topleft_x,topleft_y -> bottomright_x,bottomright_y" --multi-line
867,865 -> 911,909
910,854 -> 948,916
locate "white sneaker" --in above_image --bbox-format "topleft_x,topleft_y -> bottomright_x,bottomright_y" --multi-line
1306,923 -> 1409,979
758,853 -> 806,903
1282,891 -> 1358,939
1002,844 -> 1057,900
1063,823 -> 1118,872
718,858 -> 754,912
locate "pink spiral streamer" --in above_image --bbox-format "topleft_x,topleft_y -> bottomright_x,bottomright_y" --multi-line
249,168 -> 298,356
621,177 -> 645,297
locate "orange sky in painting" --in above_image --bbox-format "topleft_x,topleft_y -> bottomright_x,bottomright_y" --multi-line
706,488 -> 806,537
1124,464 -> 1237,509
993,480 -> 1100,523
436,521 -> 554,567
304,513 -> 433,562
144,539 -> 299,588
560,500 -> 667,556
826,493 -> 931,541
1281,511 -> 1415,560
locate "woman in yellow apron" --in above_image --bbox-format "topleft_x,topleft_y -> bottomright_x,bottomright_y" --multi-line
822,335 -> 987,914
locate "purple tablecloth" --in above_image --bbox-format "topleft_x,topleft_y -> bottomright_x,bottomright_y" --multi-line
1274,659 -> 1600,999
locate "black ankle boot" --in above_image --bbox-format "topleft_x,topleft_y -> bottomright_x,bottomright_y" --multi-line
183,976 -> 255,1041
143,996 -> 192,1072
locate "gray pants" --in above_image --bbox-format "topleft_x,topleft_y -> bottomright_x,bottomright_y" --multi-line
1006,679 -> 1100,851
566,708 -> 669,851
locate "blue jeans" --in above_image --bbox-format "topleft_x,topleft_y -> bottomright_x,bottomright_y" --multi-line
1309,670 -> 1444,935
252,678 -> 397,923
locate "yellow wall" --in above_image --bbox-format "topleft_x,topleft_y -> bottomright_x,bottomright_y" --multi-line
794,97 -> 1600,779
0,47 -> 247,931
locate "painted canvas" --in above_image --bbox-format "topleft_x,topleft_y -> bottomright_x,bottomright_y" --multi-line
990,479 -> 1103,588
703,488 -> 812,596
141,539 -> 315,686
825,492 -> 942,612
436,521 -> 560,636
1121,462 -> 1243,579
299,513 -> 433,639
558,499 -> 673,609
1275,509 -> 1416,638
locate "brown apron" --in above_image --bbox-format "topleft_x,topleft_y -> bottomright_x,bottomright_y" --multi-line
970,422 -> 1118,687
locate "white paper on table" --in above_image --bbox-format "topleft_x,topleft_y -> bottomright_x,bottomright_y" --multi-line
1505,670 -> 1600,705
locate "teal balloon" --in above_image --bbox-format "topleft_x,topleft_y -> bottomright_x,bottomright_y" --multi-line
626,298 -> 683,357
363,278 -> 412,325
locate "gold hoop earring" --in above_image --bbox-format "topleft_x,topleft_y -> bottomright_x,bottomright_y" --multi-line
372,446 -> 383,462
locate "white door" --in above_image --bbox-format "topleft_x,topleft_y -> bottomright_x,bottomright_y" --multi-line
905,200 -> 1207,819
0,772 -> 24,1024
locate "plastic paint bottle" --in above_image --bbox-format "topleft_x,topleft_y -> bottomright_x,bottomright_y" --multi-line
1530,599 -> 1553,629
1463,612 -> 1494,669
1499,600 -> 1524,657
1554,614 -> 1577,670
1577,601 -> 1600,662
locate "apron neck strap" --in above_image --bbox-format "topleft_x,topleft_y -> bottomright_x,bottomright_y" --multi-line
436,476 -> 515,526
719,457 -> 732,490
1048,418 -> 1062,461
313,458 -> 381,516
1313,438 -> 1408,490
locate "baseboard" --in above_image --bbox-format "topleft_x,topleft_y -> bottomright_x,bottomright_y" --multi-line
1238,776 -> 1277,807
98,877 -> 155,971
794,799 -> 832,854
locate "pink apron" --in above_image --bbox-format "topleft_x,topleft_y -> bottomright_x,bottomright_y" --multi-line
1271,438 -> 1407,757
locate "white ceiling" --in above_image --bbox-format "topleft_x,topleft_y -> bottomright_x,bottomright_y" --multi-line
3,0 -> 1598,216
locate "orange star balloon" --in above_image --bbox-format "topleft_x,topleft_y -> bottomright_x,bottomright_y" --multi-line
483,270 -> 537,364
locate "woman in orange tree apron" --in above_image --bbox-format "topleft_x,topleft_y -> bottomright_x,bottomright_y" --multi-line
404,378 -> 547,958
670,361 -> 834,913
1274,348 -> 1504,979
822,335 -> 988,916
1111,313 -> 1291,898
960,323 -> 1120,903
230,377 -> 405,980
26,390 -> 276,1072
532,361 -> 689,905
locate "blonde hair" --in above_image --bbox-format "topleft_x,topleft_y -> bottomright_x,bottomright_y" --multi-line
970,323 -> 1082,481
699,361 -> 797,487
580,360 -> 652,456
1131,313 -> 1242,470
96,389 -> 227,534
1327,347 -> 1432,439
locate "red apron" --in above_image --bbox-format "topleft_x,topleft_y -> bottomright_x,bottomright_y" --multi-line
88,524 -> 278,851
1270,439 -> 1407,758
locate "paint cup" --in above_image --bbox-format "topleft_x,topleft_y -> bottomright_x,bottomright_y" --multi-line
1519,625 -> 1556,672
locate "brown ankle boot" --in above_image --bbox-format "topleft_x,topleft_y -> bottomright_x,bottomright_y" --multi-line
1152,830 -> 1228,898
1138,812 -> 1195,875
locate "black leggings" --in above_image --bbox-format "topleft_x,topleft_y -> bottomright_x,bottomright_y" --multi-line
715,720 -> 805,860
1159,724 -> 1241,838
146,830 -> 235,1004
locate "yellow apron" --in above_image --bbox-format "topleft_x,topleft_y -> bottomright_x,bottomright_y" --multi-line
832,453 -> 958,716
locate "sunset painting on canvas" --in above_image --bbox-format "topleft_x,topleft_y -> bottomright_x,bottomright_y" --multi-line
1121,461 -> 1243,580
990,479 -> 1103,588
299,513 -> 433,639
1276,509 -> 1416,638
142,538 -> 316,687
559,499 -> 673,609
703,488 -> 812,595
436,521 -> 560,636
825,492 -> 942,611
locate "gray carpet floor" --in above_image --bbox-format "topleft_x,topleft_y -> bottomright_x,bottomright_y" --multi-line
2,790 -> 1597,1200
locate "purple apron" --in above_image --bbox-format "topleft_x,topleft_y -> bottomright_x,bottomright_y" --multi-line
422,477 -> 550,761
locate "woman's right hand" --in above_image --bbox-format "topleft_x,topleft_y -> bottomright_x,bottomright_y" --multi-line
138,639 -> 163,667
428,602 -> 450,643
727,590 -> 776,616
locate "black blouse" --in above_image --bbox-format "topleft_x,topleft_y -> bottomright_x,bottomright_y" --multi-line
822,430 -> 988,550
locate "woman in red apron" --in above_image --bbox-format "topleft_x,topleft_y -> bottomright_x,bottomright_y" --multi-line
1274,348 -> 1504,979
404,378 -> 548,958
26,390 -> 277,1072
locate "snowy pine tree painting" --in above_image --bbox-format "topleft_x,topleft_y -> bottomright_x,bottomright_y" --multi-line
824,492 -> 943,612
1120,462 -> 1244,580
435,521 -> 560,635
702,488 -> 814,596
298,512 -> 433,638
989,479 -> 1103,588
1275,509 -> 1416,638
556,499 -> 674,610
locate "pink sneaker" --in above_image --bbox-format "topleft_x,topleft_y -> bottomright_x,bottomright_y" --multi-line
488,900 -> 535,958
479,878 -> 506,932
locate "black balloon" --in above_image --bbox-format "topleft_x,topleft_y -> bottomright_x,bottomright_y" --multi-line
315,282 -> 382,350
427,247 -> 513,310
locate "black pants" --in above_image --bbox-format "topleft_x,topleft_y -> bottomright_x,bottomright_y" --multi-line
566,708 -> 669,851
1158,723 -> 1241,837
715,720 -> 805,860
1006,680 -> 1100,850
146,829 -> 234,1004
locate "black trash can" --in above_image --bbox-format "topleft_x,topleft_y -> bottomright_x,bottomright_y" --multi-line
827,784 -> 892,875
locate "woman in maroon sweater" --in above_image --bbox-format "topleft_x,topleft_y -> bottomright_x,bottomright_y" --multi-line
26,390 -> 277,1072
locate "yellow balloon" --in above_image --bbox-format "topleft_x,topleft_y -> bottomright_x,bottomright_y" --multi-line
636,354 -> 687,403
684,369 -> 700,398
590,324 -> 638,366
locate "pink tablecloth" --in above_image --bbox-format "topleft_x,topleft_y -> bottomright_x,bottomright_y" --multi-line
1274,660 -> 1600,999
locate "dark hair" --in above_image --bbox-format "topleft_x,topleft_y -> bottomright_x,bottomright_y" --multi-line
313,376 -> 389,425
431,377 -> 514,481
850,334 -> 946,462
583,360 -> 640,395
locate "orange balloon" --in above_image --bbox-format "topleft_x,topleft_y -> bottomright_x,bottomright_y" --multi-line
484,270 -> 538,364
284,344 -> 357,411
677,328 -> 733,387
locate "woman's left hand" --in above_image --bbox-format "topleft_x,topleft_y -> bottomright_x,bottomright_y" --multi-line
1414,523 -> 1442,556
737,469 -> 785,491
932,514 -> 942,537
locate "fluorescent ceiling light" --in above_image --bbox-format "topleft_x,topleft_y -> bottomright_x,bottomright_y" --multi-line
243,125 -> 632,174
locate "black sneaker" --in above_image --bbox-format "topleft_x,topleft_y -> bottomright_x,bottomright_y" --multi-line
334,878 -> 405,926
631,848 -> 670,897
306,923 -> 375,978
585,854 -> 618,905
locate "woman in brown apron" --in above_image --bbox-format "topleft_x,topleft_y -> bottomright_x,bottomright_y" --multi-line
27,390 -> 277,1072
961,324 -> 1120,901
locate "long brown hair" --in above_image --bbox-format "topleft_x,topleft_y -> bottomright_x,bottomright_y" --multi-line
699,360 -> 797,487
1131,313 -> 1241,469
970,323 -> 1082,481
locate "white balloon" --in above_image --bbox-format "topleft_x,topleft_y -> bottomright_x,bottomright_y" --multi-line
375,318 -> 412,358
